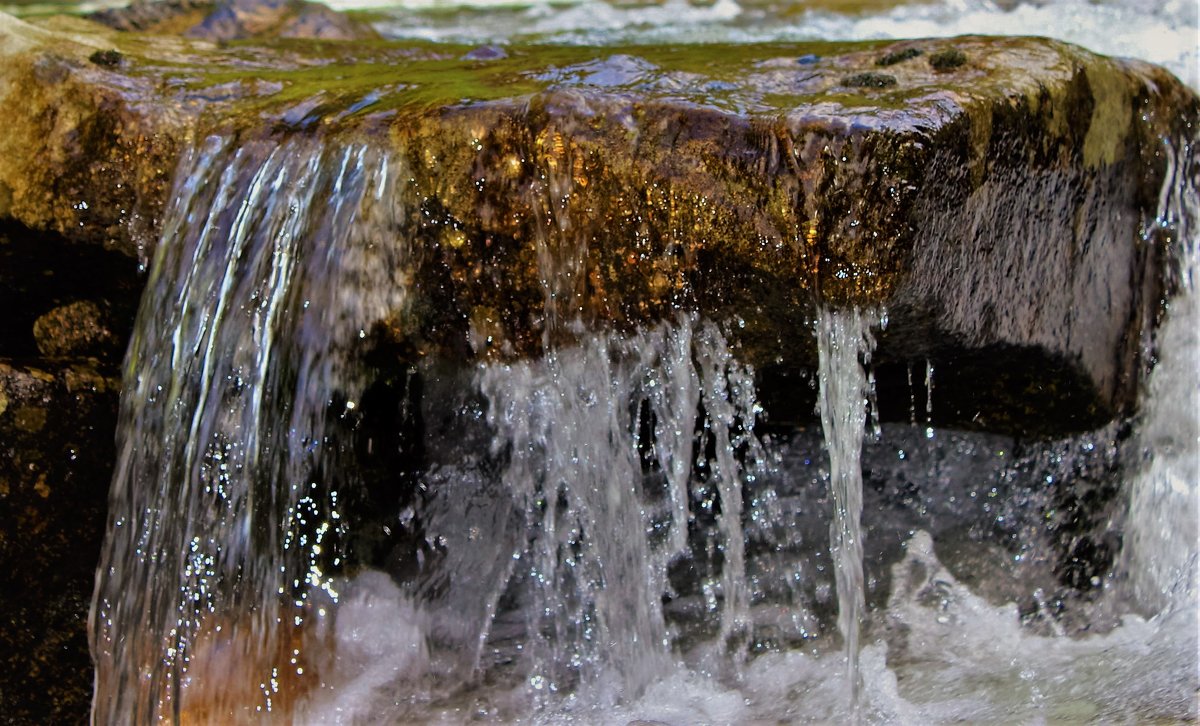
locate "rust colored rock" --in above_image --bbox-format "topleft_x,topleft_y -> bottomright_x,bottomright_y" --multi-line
32,300 -> 119,358
0,13 -> 1196,430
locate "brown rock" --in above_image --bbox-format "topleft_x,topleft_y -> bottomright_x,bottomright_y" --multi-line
0,13 -> 1195,434
32,300 -> 118,358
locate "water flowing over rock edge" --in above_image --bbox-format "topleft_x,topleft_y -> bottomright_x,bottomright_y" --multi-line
88,121 -> 1198,721
0,4 -> 1190,720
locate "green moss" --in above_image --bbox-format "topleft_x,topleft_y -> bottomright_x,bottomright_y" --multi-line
1081,63 -> 1132,168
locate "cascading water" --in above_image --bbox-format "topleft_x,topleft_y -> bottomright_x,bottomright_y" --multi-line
91,130 -> 777,721
89,1 -> 1199,722
1119,140 -> 1199,615
813,307 -> 879,718
91,135 -> 408,721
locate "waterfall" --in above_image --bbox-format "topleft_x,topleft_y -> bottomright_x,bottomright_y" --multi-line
90,134 -> 406,721
1119,138 -> 1199,614
469,316 -> 760,701
88,125 -> 1200,723
90,132 -> 771,720
814,307 -> 879,719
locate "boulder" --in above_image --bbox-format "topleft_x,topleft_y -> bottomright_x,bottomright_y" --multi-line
0,13 -> 1194,431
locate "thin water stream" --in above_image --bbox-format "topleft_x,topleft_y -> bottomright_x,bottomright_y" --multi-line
91,136 -> 408,721
814,307 -> 878,719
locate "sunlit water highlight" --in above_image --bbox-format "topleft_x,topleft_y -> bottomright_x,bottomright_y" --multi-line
91,0 -> 1198,723
345,0 -> 1198,90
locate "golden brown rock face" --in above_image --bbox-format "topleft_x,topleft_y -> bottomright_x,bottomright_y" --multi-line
0,9 -> 1195,431
0,16 -> 1194,420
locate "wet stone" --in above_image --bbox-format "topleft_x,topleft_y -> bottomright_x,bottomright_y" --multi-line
0,17 -> 1195,432
88,48 -> 123,68
12,405 -> 46,433
181,0 -> 377,40
0,360 -> 121,723
463,45 -> 508,61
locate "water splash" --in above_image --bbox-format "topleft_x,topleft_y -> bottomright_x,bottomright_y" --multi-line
467,315 -> 762,704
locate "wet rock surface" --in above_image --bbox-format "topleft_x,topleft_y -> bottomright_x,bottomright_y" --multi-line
33,300 -> 121,358
91,0 -> 378,39
1,13 -> 1194,430
0,359 -> 121,723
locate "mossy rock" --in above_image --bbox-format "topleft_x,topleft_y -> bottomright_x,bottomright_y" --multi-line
0,10 -> 1196,428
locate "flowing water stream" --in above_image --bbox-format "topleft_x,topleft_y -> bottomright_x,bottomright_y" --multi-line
813,307 -> 878,719
90,0 -> 1198,723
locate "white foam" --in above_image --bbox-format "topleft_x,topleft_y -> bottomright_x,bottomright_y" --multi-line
298,572 -> 430,725
579,530 -> 1198,725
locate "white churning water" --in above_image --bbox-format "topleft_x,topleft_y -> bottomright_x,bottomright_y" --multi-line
91,0 -> 1198,723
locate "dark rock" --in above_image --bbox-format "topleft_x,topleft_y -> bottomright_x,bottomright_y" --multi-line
0,220 -> 137,721
0,359 -> 120,723
87,48 -> 123,68
463,45 -> 509,61
877,47 -> 923,66
842,70 -> 898,87
0,220 -> 141,362
930,48 -> 968,70
32,300 -> 119,358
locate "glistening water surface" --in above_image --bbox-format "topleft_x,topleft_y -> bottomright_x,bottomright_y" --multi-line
89,0 -> 1198,723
